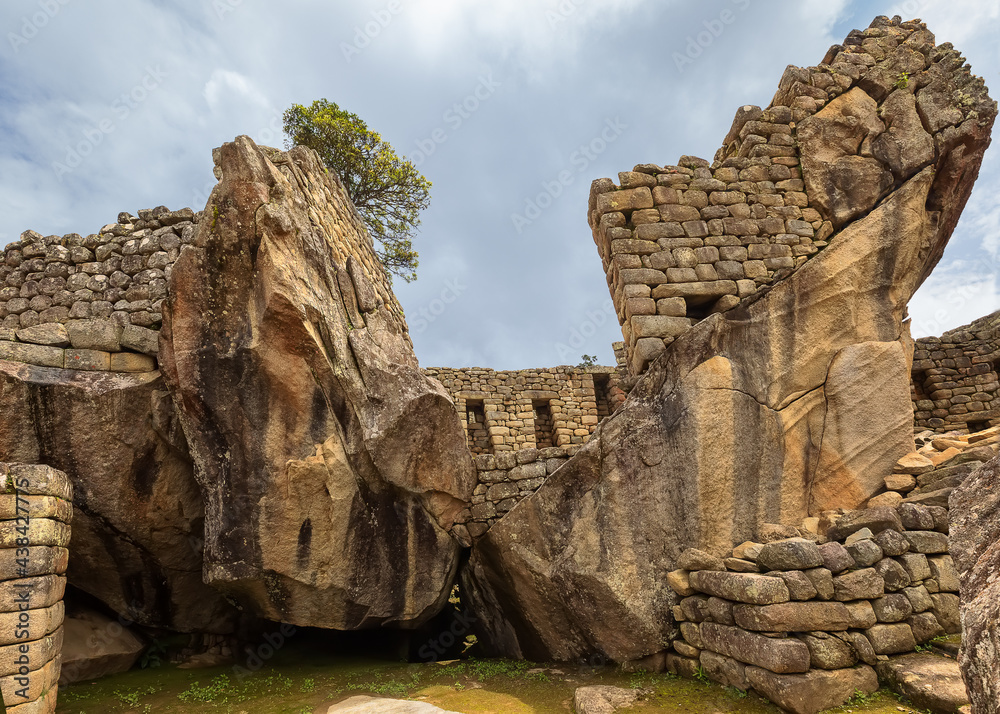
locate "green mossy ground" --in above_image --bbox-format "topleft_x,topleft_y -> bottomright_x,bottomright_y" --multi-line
54,633 -> 943,714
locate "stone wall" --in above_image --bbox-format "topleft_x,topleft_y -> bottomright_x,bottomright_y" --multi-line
0,207 -> 193,373
454,446 -> 574,540
911,311 -> 1000,433
424,366 -> 626,454
664,432 -> 994,713
590,16 -> 990,375
0,141 -> 408,380
1,464 -> 72,714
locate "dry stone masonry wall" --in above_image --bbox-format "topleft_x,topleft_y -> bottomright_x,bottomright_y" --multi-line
911,310 -> 1000,433
590,15 -> 994,375
664,432 -> 994,714
454,446 -> 574,539
0,207 -> 195,373
1,464 -> 72,714
424,366 -> 625,454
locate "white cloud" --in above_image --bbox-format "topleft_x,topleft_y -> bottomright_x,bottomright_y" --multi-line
909,258 -> 1000,337
203,69 -> 272,111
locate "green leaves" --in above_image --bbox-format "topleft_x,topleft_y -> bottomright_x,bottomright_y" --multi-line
283,99 -> 430,282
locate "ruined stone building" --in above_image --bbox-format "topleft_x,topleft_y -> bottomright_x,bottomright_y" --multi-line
1,13 -> 999,714
911,311 -> 1000,433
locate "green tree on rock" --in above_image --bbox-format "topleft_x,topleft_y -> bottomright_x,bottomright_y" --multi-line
283,99 -> 430,282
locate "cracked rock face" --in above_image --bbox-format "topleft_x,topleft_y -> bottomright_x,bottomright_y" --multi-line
950,456 -> 1000,711
0,364 -> 237,633
462,17 -> 995,663
159,137 -> 476,629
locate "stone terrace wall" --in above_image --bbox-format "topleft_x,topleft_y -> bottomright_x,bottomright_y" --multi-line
0,207 -> 195,373
664,433 -> 995,713
589,16 -> 992,375
429,364 -> 627,543
911,310 -> 1000,433
424,366 -> 626,454
1,463 -> 72,714
454,446 -> 576,541
667,511 -> 959,713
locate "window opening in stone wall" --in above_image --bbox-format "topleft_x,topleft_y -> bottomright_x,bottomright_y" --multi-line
465,400 -> 491,455
911,370 -> 929,401
967,419 -> 992,434
532,400 -> 555,448
594,374 -> 612,423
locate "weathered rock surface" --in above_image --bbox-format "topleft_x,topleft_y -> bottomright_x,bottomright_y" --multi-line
462,20 -> 995,663
876,653 -> 970,714
326,696 -> 461,713
746,664 -> 878,714
58,606 -> 145,685
0,364 -> 233,634
950,455 -> 1000,711
159,137 -> 475,629
573,685 -> 639,714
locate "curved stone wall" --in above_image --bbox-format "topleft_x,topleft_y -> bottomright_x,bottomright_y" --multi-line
1,464 -> 71,714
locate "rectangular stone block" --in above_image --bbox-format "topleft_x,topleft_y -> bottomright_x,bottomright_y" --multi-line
700,622 -> 809,674
833,568 -> 885,601
636,222 -> 684,241
0,519 -> 71,549
619,269 -> 667,285
0,495 -> 71,523
864,623 -> 916,654
611,239 -> 660,255
109,352 -> 157,372
1,465 -> 72,501
0,575 -> 66,612
665,267 -> 698,283
745,664 -> 878,714
14,323 -> 69,347
0,547 -> 68,582
647,251 -> 674,271
715,261 -> 745,280
928,555 -> 959,592
733,601 -> 852,632
597,187 -> 653,213
656,298 -> 686,317
66,318 -> 121,351
904,530 -> 949,554
64,349 -> 111,371
0,627 -> 62,679
700,650 -> 749,690
651,280 -> 738,302
631,316 -> 691,340
658,204 -> 701,222
0,341 -> 64,368
0,601 -> 63,647
689,571 -> 790,605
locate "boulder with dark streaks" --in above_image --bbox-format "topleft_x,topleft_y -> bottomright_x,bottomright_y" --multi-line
158,136 -> 475,629
0,361 -> 236,633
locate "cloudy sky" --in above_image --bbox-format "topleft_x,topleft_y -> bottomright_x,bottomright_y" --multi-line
1,0 -> 998,369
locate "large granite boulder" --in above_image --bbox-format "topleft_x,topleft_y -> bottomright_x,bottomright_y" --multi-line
158,137 -> 475,629
463,19 -> 995,662
950,455 -> 1000,712
0,363 -> 236,634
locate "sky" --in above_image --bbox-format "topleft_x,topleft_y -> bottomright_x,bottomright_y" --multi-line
1,0 -> 998,370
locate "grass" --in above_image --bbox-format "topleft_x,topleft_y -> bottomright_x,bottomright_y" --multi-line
54,637 -> 943,714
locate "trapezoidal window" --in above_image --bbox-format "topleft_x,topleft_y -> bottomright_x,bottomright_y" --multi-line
593,374 -> 612,423
911,369 -> 929,401
465,400 -> 491,455
533,400 -> 555,448
967,419 -> 992,434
